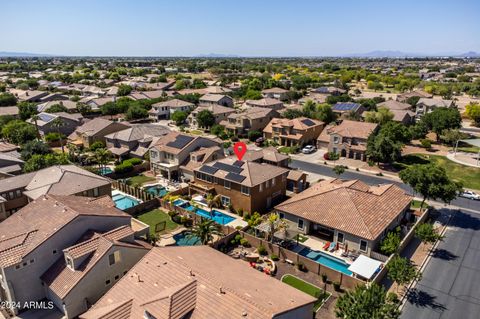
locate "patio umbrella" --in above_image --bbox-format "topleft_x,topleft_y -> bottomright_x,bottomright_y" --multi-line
344,242 -> 348,253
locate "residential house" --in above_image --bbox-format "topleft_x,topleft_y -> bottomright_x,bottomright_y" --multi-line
275,179 -> 412,257
310,86 -> 346,95
37,100 -> 78,113
244,98 -> 284,111
0,194 -> 149,318
298,94 -> 327,105
190,157 -> 289,213
199,93 -> 234,107
396,90 -> 432,103
129,90 -> 166,101
0,106 -> 19,118
376,100 -> 415,124
220,107 -> 279,136
0,153 -> 24,176
261,87 -> 289,101
148,98 -> 194,121
80,246 -> 315,319
68,118 -> 130,148
11,89 -> 49,102
263,117 -> 324,148
332,102 -> 365,118
188,104 -> 236,127
83,97 -> 115,111
0,165 -> 111,220
105,124 -> 170,159
27,112 -> 83,136
317,120 -> 378,161
242,146 -> 289,167
149,132 -> 223,181
415,98 -> 455,119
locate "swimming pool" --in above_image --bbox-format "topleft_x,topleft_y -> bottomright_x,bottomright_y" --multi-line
299,248 -> 352,276
173,232 -> 201,246
112,193 -> 140,210
98,167 -> 113,175
195,208 -> 235,225
145,185 -> 168,197
173,199 -> 186,206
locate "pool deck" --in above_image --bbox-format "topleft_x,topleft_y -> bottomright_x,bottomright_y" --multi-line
292,236 -> 354,265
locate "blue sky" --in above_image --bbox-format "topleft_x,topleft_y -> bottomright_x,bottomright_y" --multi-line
1,0 -> 479,56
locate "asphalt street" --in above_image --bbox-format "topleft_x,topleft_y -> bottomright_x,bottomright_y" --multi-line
290,159 -> 480,213
401,210 -> 480,319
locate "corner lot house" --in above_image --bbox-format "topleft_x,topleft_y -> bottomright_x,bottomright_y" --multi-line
190,157 -> 289,213
0,195 -> 149,318
317,120 -> 378,161
263,117 -> 324,148
149,132 -> 223,181
0,165 -> 111,220
68,118 -> 129,148
80,246 -> 316,319
275,179 -> 412,257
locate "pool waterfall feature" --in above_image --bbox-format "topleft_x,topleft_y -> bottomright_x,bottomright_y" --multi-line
172,199 -> 235,226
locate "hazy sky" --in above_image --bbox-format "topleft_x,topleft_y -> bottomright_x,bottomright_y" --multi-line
1,0 -> 479,56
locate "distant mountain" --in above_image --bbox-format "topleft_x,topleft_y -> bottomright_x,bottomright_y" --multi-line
194,53 -> 240,58
0,51 -> 53,57
342,50 -> 480,58
458,51 -> 480,57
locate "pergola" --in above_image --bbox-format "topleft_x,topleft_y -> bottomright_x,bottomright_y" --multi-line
454,138 -> 480,166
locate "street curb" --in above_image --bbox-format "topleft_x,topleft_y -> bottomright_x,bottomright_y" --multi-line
398,209 -> 455,311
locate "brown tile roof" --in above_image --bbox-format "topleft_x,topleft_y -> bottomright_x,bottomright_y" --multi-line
0,195 -> 130,268
0,141 -> 19,153
151,132 -> 219,155
377,100 -> 411,111
41,226 -> 148,299
80,246 -> 315,319
317,120 -> 377,141
275,179 -> 412,241
262,87 -> 289,94
199,93 -> 230,103
263,117 -> 324,134
195,104 -> 235,116
73,118 -> 128,137
245,98 -> 284,107
152,99 -> 194,109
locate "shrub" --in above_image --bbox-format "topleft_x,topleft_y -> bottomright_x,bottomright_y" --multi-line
297,262 -> 306,271
239,238 -> 250,247
333,281 -> 341,291
270,254 -> 279,261
114,162 -> 134,173
44,132 -> 64,142
321,273 -> 328,283
234,234 -> 242,243
124,157 -> 142,166
172,214 -> 182,224
237,208 -> 244,217
168,211 -> 177,217
89,141 -> 105,151
257,245 -> 267,255
420,139 -> 432,150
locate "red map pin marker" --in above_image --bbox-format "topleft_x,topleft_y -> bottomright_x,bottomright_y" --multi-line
233,142 -> 247,161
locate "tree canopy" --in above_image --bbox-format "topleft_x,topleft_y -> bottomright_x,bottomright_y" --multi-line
421,107 -> 461,140
197,110 -> 215,128
171,110 -> 187,125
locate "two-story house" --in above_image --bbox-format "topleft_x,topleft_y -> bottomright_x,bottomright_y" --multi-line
188,104 -> 236,128
27,112 -> 83,137
317,120 -> 378,161
190,157 -> 289,214
263,117 -> 324,148
105,124 -> 170,159
0,165 -> 111,220
220,107 -> 279,137
68,118 -> 129,148
415,98 -> 455,119
149,132 -> 223,181
0,194 -> 149,318
244,98 -> 284,111
275,179 -> 412,257
261,87 -> 289,101
148,98 -> 194,121
198,94 -> 234,107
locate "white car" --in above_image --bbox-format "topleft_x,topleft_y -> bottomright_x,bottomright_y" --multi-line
301,145 -> 316,154
460,190 -> 480,200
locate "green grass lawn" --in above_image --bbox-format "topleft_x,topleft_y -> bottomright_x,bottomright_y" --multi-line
281,275 -> 331,312
395,154 -> 480,190
278,146 -> 299,154
137,209 -> 180,235
126,174 -> 156,187
455,146 -> 480,153
411,199 -> 429,209
295,234 -> 309,243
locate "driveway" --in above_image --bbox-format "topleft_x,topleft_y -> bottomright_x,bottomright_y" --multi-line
401,210 -> 480,319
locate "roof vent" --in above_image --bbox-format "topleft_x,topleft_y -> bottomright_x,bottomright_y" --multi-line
54,201 -> 58,206
242,311 -> 248,317
219,286 -> 225,294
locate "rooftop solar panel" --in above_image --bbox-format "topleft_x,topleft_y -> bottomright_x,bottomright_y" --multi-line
199,165 -> 219,175
166,135 -> 195,149
212,162 -> 243,174
301,119 -> 316,127
225,172 -> 246,183
333,102 -> 360,111
232,160 -> 244,167
38,113 -> 56,122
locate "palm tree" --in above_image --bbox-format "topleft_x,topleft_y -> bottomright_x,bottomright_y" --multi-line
30,114 -> 41,139
67,144 -> 78,162
207,194 -> 222,209
51,117 -> 66,153
188,218 -> 222,245
266,213 -> 288,243
95,148 -> 111,174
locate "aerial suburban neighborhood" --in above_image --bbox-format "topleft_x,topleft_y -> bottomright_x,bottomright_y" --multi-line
0,1 -> 479,319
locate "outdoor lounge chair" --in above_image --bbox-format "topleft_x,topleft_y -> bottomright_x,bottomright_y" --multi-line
323,241 -> 330,250
328,242 -> 336,252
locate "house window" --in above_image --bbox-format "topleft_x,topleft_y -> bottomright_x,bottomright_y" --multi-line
150,151 -> 158,158
278,212 -> 284,219
271,177 -> 276,186
224,180 -> 231,189
15,190 -> 21,197
53,250 -> 57,254
337,232 -> 344,244
66,257 -> 74,269
93,187 -> 99,197
9,192 -> 14,199
241,186 -> 250,196
333,136 -> 339,144
109,251 -> 121,266
221,196 -> 230,206
360,240 -> 368,252
259,183 -> 263,192
265,180 -> 270,188
298,218 -> 304,230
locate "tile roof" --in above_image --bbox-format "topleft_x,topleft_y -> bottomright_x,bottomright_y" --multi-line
41,226 -> 148,299
263,117 -> 324,134
275,179 -> 412,241
80,246 -> 315,319
377,100 -> 411,111
245,98 -> 284,107
262,87 -> 289,94
152,99 -> 194,109
317,120 -> 377,141
151,132 -> 220,155
73,118 -> 129,137
105,124 -> 170,142
199,94 -> 230,103
0,141 -> 19,153
0,195 -> 130,268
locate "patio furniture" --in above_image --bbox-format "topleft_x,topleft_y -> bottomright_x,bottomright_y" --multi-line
328,242 -> 336,252
323,241 -> 331,250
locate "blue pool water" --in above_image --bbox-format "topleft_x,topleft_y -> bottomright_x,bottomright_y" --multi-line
98,167 -> 113,175
145,185 -> 168,197
299,248 -> 352,276
112,193 -> 140,210
173,232 -> 201,246
195,208 -> 235,225
173,199 -> 186,206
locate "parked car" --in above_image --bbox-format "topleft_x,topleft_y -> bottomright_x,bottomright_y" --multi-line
301,145 -> 316,154
459,190 -> 480,200
255,137 -> 264,146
